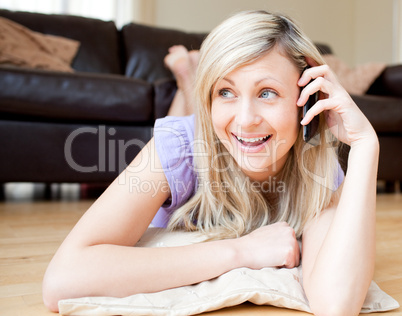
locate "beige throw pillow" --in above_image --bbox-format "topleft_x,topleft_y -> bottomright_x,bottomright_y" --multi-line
323,54 -> 386,95
58,228 -> 399,316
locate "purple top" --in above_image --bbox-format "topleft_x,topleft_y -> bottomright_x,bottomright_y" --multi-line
152,115 -> 197,227
152,115 -> 345,227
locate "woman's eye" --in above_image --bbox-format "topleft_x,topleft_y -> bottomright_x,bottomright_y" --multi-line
260,89 -> 276,99
219,89 -> 235,98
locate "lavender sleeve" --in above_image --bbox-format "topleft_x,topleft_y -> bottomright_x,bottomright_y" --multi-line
335,162 -> 345,190
152,115 -> 197,227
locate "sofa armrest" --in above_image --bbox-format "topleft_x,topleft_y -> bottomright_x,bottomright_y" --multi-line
0,67 -> 153,123
351,94 -> 402,133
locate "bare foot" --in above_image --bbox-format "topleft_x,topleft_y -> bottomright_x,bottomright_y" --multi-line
164,45 -> 197,89
164,45 -> 199,116
189,50 -> 200,72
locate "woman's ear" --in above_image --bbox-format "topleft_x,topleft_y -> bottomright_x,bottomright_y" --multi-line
305,56 -> 319,67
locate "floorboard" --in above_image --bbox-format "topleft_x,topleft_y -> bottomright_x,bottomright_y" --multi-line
0,194 -> 401,315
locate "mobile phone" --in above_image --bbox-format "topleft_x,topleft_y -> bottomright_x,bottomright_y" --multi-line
303,86 -> 320,145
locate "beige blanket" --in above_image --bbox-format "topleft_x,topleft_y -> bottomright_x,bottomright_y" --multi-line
0,17 -> 80,72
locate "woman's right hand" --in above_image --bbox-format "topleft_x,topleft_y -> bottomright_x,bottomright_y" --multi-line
235,222 -> 300,269
298,62 -> 378,148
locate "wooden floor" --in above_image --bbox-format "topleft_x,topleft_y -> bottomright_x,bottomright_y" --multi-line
0,193 -> 401,316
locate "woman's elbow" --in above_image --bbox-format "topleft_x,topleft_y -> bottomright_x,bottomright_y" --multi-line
308,292 -> 364,316
42,273 -> 62,312
304,275 -> 370,316
42,264 -> 74,313
310,302 -> 360,316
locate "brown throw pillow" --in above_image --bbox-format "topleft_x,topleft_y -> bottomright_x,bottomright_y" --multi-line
0,16 -> 80,72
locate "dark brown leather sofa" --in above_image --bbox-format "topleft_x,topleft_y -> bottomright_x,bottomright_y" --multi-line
355,68 -> 402,191
0,9 -> 204,190
0,9 -> 401,195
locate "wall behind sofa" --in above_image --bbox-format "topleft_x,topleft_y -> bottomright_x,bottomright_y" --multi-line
150,0 -> 396,67
0,0 -> 396,66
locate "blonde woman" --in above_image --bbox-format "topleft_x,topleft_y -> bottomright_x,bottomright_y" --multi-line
43,10 -> 378,315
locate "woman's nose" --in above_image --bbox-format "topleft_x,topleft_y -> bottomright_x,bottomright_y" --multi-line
234,98 -> 263,128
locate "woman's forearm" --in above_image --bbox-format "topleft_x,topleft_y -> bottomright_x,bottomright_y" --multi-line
43,238 -> 240,311
305,137 -> 379,315
44,220 -> 302,312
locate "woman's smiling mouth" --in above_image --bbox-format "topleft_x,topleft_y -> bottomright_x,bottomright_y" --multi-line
232,133 -> 273,152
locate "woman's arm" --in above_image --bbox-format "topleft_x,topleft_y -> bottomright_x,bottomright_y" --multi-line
302,142 -> 378,316
43,137 -> 299,312
42,137 -> 239,311
299,64 -> 379,316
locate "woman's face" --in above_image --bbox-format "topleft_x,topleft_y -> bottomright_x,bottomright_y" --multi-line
211,47 -> 301,182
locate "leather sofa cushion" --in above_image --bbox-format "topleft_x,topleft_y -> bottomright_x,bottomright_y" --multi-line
0,67 -> 153,123
367,65 -> 402,98
0,9 -> 122,75
0,120 -> 153,183
352,94 -> 402,134
122,23 -> 206,83
153,78 -> 177,119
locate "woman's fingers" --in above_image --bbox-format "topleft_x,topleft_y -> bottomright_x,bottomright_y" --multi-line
297,76 -> 332,108
300,98 -> 337,125
297,65 -> 346,125
298,64 -> 338,87
240,222 -> 300,269
297,63 -> 377,146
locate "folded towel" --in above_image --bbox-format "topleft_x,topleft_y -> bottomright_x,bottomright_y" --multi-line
0,16 -> 80,72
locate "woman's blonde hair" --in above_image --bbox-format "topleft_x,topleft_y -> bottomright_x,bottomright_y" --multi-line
168,10 -> 339,239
